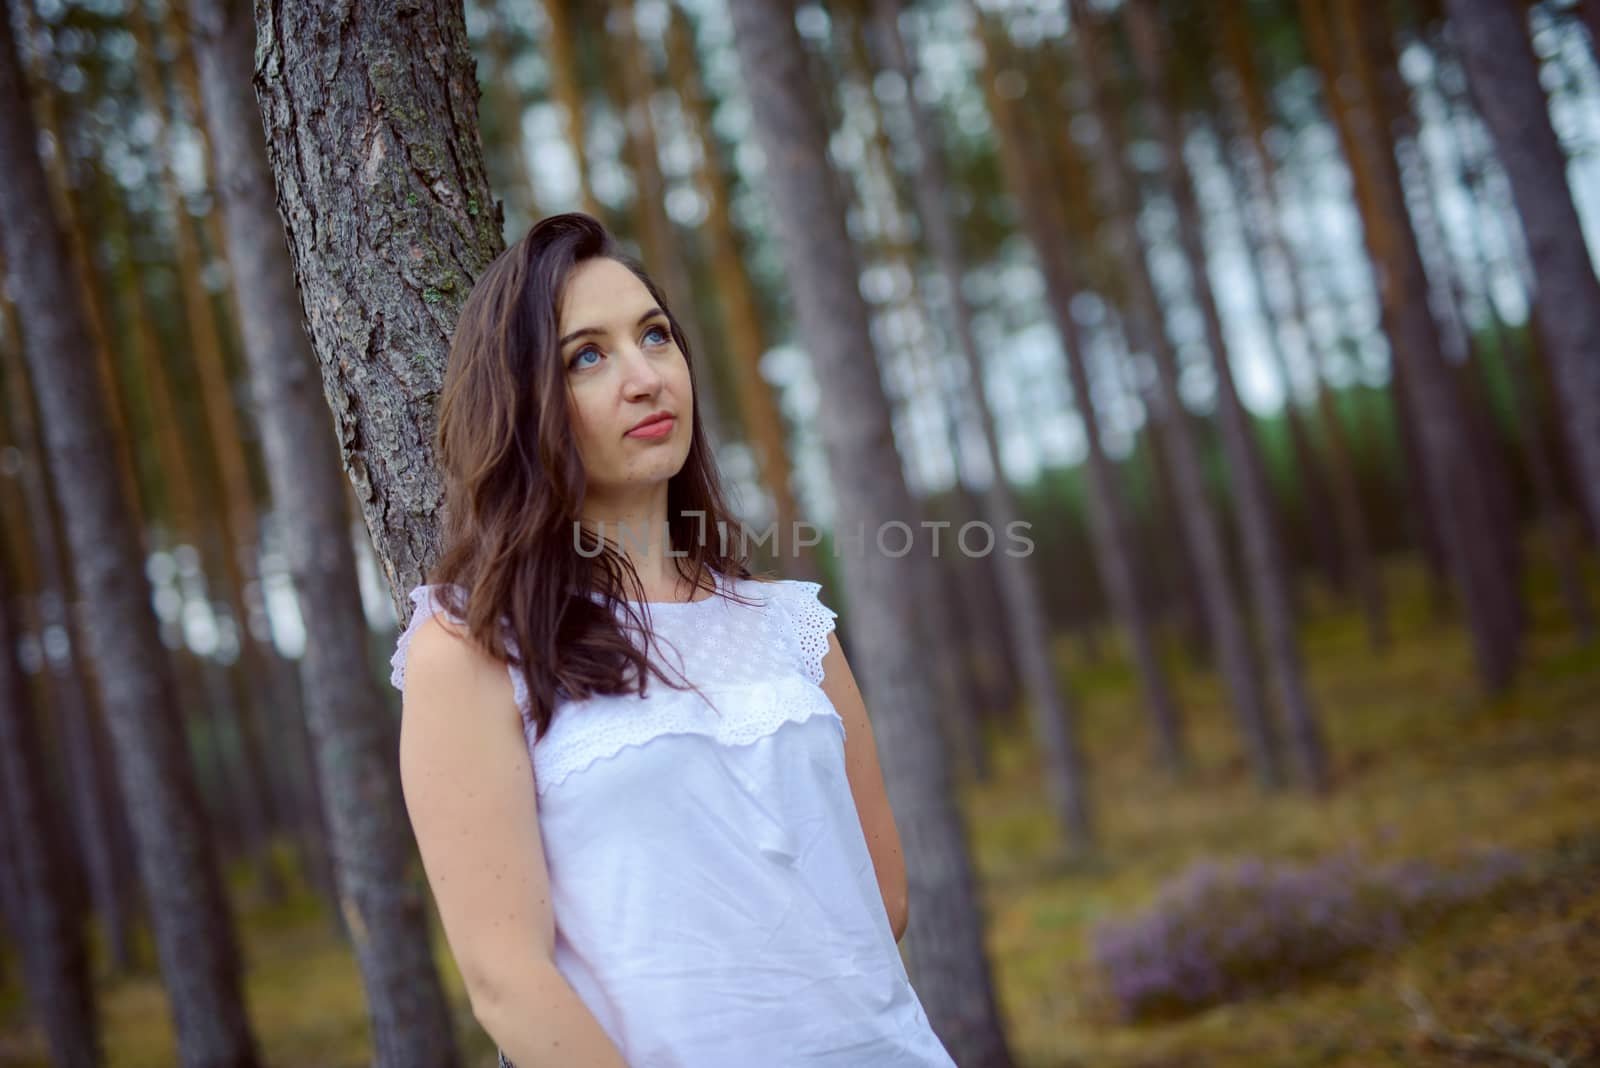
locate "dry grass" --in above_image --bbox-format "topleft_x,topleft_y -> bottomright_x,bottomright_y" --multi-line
960,554 -> 1600,1066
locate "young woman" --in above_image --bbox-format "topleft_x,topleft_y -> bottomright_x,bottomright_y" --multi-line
390,213 -> 958,1067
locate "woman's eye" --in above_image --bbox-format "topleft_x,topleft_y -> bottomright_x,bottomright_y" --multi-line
569,347 -> 601,370
644,324 -> 670,346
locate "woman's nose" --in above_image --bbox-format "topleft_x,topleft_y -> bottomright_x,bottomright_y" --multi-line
619,345 -> 665,399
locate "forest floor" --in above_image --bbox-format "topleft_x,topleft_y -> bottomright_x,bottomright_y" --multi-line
0,553 -> 1596,1067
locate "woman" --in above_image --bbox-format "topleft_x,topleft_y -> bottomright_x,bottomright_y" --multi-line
390,213 -> 958,1067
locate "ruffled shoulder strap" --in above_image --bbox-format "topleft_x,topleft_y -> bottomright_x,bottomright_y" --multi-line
389,585 -> 465,692
766,579 -> 840,687
389,585 -> 533,718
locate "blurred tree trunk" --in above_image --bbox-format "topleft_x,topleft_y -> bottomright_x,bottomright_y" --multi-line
542,0 -> 603,221
166,0 -> 329,888
162,0 -> 345,926
1123,0 -> 1328,790
1431,52 -> 1594,637
0,279 -> 139,977
189,1 -> 465,1061
126,0 -> 288,900
727,2 -> 1016,1063
1448,0 -> 1600,557
0,12 -> 262,1065
1375,30 -> 1523,596
482,1 -> 542,233
1289,26 -> 1453,621
606,0 -> 726,443
664,3 -> 822,585
807,3 -> 993,792
1060,0 -> 1283,788
945,3 -> 1188,778
1304,0 -> 1524,690
1207,117 -> 1345,606
0,551 -> 101,1067
841,4 -> 997,788
102,181 -> 250,857
1405,53 -> 1594,640
13,0 -> 145,534
1215,0 -> 1388,654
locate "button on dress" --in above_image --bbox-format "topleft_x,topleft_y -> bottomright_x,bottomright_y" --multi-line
390,570 -> 958,1067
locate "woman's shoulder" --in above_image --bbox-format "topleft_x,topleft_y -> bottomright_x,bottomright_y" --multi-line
390,583 -> 490,693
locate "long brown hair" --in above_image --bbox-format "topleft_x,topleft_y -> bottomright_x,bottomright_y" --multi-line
429,212 -> 761,739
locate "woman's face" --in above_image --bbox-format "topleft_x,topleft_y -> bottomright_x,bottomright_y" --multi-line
557,257 -> 694,500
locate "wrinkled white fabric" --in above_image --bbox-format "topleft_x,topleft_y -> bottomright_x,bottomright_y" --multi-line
391,571 -> 957,1067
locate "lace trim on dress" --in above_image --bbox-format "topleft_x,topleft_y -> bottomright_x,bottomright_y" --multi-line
389,584 -> 531,717
528,674 -> 844,796
773,580 -> 840,687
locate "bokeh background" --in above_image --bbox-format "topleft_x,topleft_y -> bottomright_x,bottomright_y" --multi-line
1,0 -> 1597,1065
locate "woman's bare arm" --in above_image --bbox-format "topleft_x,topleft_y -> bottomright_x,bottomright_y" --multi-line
817,631 -> 910,943
398,614 -> 627,1067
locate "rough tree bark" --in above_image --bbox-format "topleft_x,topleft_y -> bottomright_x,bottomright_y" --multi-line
0,10 -> 261,1065
253,0 -> 504,617
189,1 -> 464,1064
727,2 -> 1016,1063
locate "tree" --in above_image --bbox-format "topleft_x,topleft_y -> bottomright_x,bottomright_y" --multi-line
253,0 -> 504,617
1303,0 -> 1524,690
0,525 -> 100,1067
662,1 -> 820,584
187,1 -> 465,1063
1446,0 -> 1600,553
1213,0 -> 1388,655
726,2 -> 1015,1062
889,0 -> 1188,782
0,9 -> 261,1064
1121,0 -> 1329,790
1059,0 -> 1285,787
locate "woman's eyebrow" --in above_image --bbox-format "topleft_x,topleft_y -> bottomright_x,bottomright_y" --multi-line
560,307 -> 666,348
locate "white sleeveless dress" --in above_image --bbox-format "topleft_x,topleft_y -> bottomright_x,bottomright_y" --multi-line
389,570 -> 958,1067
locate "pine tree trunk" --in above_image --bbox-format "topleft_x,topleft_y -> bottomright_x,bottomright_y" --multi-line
1433,50 -> 1595,638
0,557 -> 101,1067
126,0 -> 288,900
664,3 -> 821,584
606,0 -> 726,444
1124,0 -> 1329,790
842,4 -> 1000,796
1306,0 -> 1524,690
481,3 -> 542,233
542,0 -> 604,221
1060,0 -> 1284,787
253,0 -> 503,616
189,1 -> 464,1062
0,272 -> 139,975
926,1 -> 1188,778
1448,0 -> 1600,555
727,2 -> 1016,1062
1214,0 -> 1388,653
0,12 -> 261,1064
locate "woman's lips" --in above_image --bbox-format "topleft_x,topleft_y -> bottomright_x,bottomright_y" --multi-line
625,416 -> 674,440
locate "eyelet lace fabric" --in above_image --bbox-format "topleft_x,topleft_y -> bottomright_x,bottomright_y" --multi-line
389,574 -> 843,796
